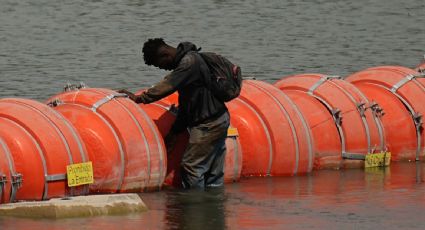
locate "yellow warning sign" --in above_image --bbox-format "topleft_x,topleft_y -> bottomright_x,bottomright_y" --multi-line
365,152 -> 391,168
66,162 -> 94,187
227,127 -> 239,137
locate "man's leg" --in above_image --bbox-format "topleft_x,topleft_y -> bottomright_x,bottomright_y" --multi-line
180,139 -> 216,189
181,112 -> 230,189
204,137 -> 226,188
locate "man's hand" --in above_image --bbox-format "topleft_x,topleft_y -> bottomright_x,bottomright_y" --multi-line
164,131 -> 178,153
117,89 -> 138,102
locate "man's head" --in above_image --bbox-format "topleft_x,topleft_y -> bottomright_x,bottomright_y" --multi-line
142,38 -> 177,70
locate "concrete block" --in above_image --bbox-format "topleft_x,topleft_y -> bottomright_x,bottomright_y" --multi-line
0,193 -> 148,218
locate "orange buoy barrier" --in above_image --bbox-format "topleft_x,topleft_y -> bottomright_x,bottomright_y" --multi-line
275,88 -> 342,169
47,87 -> 167,192
227,80 -> 314,176
346,66 -> 425,161
140,96 -> 242,187
0,98 -> 89,203
275,74 -> 386,167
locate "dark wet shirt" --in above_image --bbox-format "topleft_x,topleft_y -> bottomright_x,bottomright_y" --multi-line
137,42 -> 227,133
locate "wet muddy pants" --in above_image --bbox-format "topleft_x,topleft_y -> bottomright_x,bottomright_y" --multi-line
181,112 -> 230,189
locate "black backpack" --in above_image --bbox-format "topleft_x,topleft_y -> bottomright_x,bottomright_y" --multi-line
198,52 -> 242,102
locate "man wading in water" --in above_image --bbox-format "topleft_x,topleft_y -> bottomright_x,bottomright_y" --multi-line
119,38 -> 237,189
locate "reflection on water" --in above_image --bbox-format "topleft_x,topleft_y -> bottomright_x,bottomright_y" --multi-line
1,162 -> 424,230
164,188 -> 226,230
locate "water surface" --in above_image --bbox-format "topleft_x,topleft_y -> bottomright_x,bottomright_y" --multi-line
0,162 -> 424,229
1,0 -> 424,100
1,1 -> 425,229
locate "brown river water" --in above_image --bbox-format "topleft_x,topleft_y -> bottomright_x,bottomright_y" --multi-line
0,163 -> 424,229
1,0 -> 425,229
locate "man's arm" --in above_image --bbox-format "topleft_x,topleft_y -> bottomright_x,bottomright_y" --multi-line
135,54 -> 196,104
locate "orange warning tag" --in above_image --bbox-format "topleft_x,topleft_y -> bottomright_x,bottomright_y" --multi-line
227,127 -> 239,137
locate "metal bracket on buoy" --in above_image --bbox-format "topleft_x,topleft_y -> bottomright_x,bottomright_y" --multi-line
308,75 -> 342,95
331,108 -> 342,126
43,173 -> 67,199
45,173 -> 67,182
413,113 -> 423,128
413,113 -> 423,136
368,102 -> 386,150
327,75 -> 343,79
356,102 -> 366,117
10,173 -> 22,202
11,173 -> 23,189
0,173 -> 6,200
91,93 -> 128,112
47,98 -> 64,107
63,82 -> 88,92
342,152 -> 366,160
412,113 -> 423,161
308,77 -> 327,94
391,74 -> 417,93
369,102 -> 385,118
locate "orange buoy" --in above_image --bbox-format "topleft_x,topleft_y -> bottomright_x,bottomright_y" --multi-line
0,98 -> 89,203
139,99 -> 189,188
275,74 -> 386,168
47,87 -> 166,192
346,66 -> 425,161
140,96 -> 242,188
276,89 -> 342,169
227,80 -> 314,176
